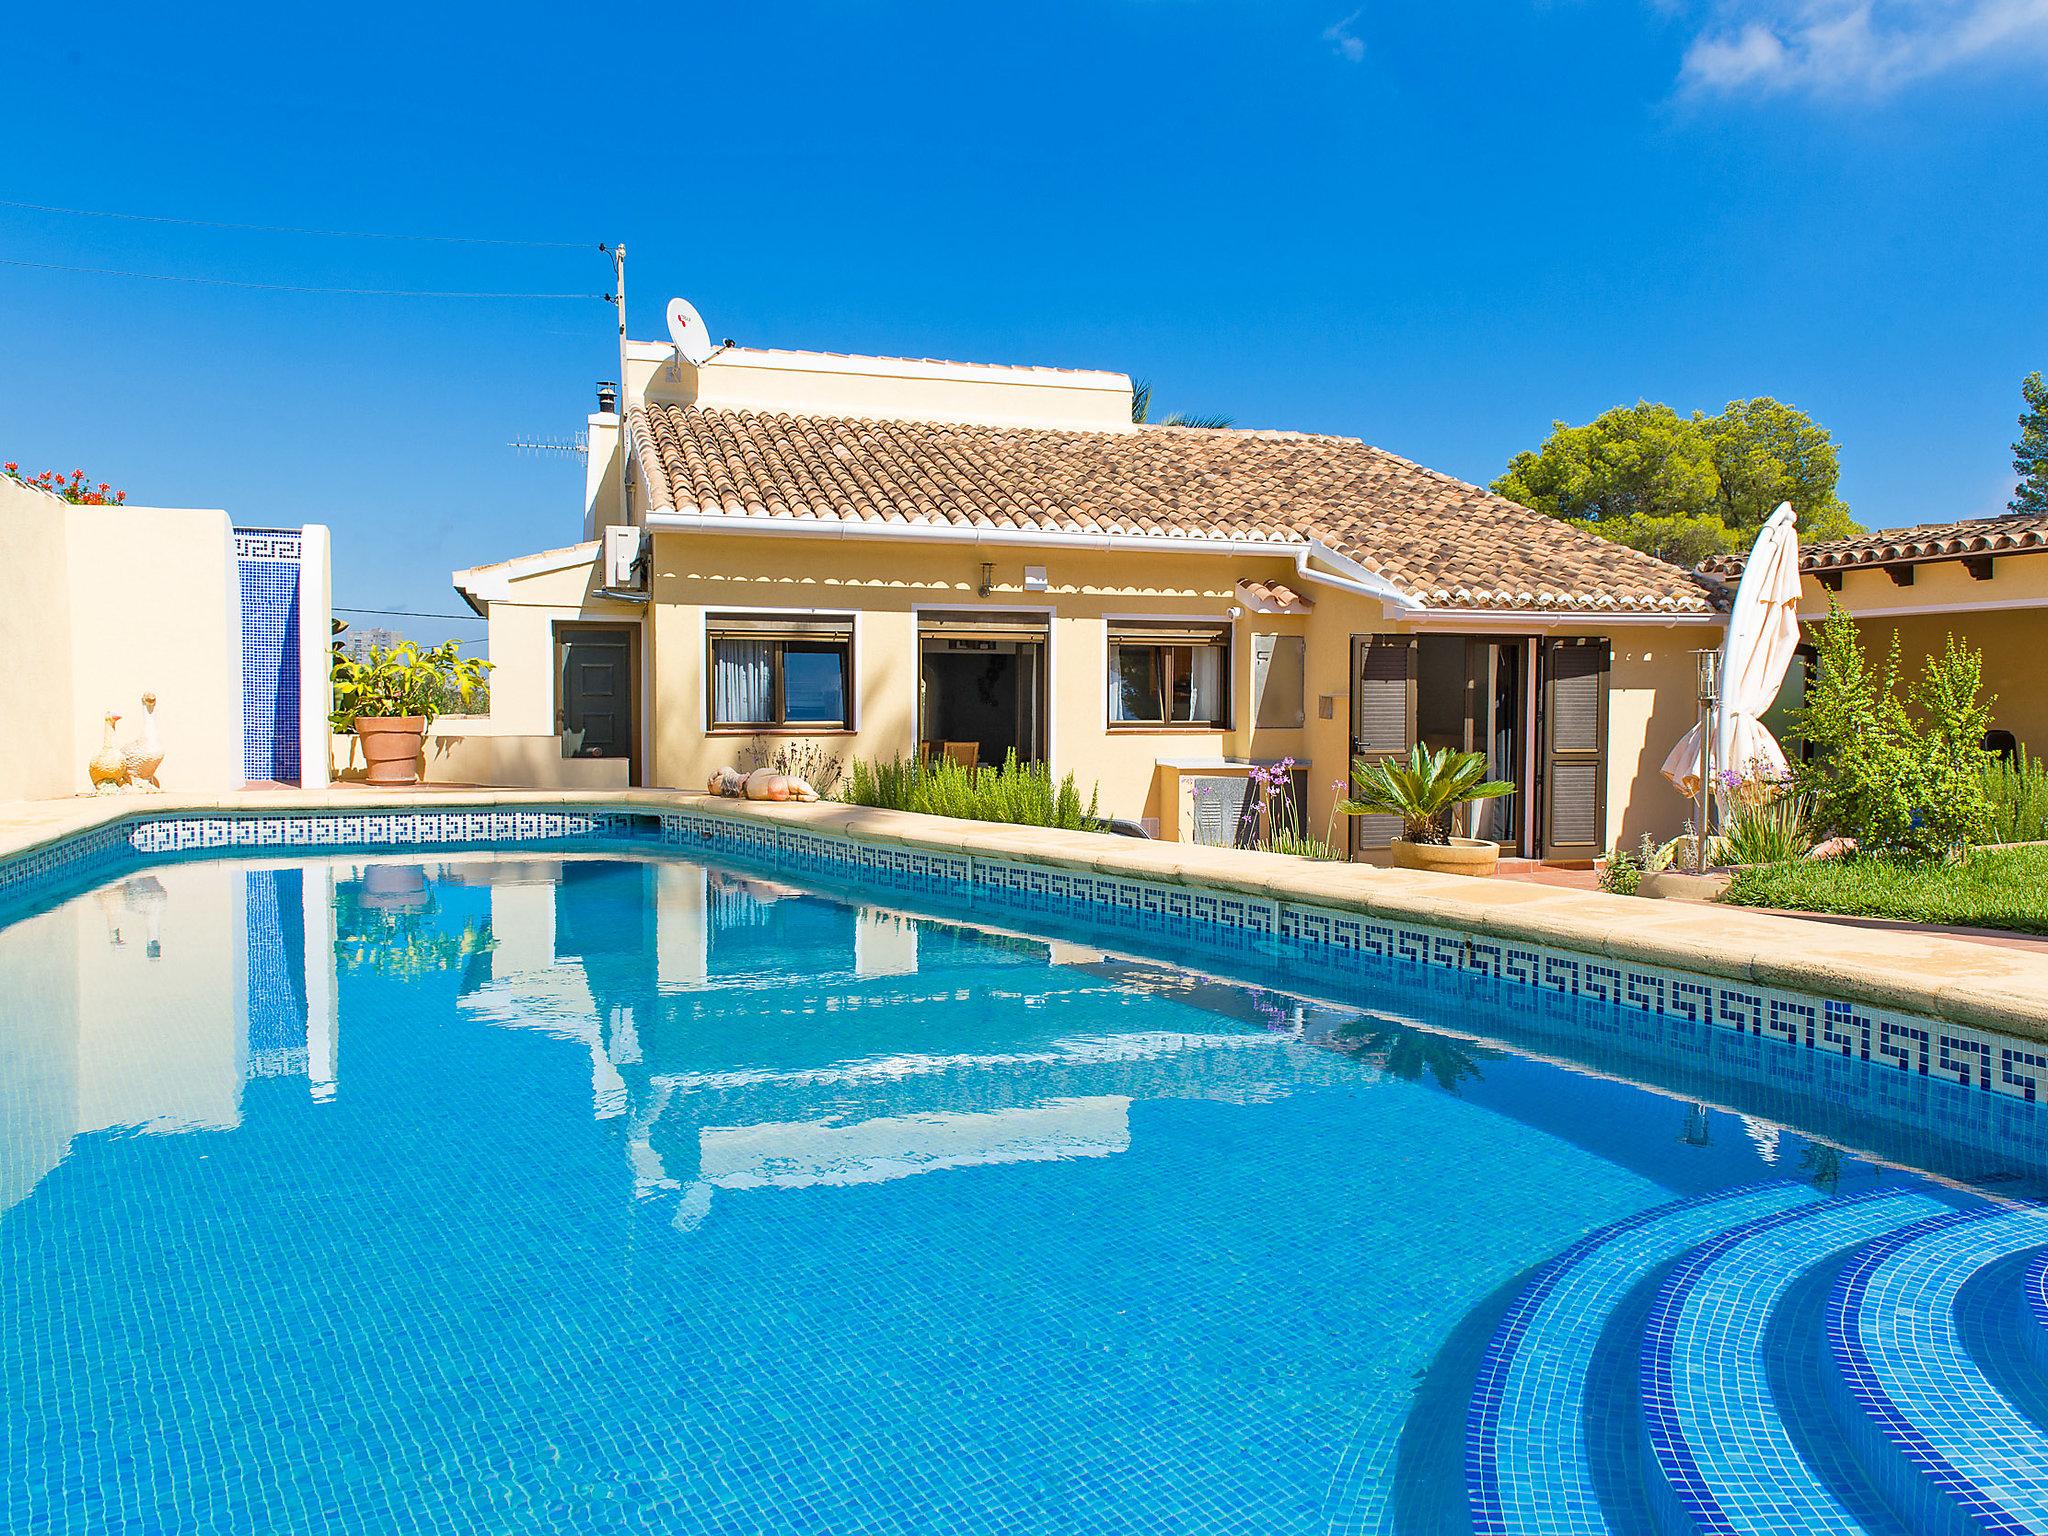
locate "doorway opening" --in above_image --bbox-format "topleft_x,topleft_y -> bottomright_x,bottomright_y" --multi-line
553,623 -> 640,784
1352,632 -> 1608,860
917,611 -> 1048,768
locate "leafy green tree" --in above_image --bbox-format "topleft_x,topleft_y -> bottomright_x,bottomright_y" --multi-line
1705,397 -> 1858,542
2011,371 -> 2048,517
1493,396 -> 1862,563
1494,401 -> 1719,524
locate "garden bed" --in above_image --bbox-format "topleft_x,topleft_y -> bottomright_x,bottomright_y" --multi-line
1718,847 -> 2048,936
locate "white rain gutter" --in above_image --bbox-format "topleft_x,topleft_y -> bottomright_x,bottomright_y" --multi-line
1410,607 -> 1726,630
640,509 -> 1424,616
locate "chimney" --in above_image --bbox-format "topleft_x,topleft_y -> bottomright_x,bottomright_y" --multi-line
596,381 -> 619,415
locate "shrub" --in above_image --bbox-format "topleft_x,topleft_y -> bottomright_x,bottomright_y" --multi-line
1790,602 -> 1994,856
1716,790 -> 1815,866
4,463 -> 127,505
330,640 -> 492,730
844,751 -> 1100,831
1599,842 -> 1642,896
1985,748 -> 2048,844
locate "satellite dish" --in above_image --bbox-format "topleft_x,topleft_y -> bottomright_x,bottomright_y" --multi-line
665,297 -> 716,365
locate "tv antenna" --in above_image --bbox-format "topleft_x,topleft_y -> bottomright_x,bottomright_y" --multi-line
508,431 -> 589,458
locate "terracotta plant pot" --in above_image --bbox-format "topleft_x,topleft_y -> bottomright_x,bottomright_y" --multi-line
1390,836 -> 1500,878
354,716 -> 426,787
358,863 -> 430,912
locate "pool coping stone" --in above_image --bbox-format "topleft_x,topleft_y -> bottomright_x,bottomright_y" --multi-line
0,785 -> 2043,1039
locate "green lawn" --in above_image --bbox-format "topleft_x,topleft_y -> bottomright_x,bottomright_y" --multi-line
1718,846 -> 2048,936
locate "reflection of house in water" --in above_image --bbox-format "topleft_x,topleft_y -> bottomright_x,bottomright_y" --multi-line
0,861 -> 338,1217
454,857 -> 1367,1233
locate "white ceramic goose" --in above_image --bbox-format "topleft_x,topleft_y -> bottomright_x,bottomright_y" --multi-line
121,692 -> 165,791
89,713 -> 128,794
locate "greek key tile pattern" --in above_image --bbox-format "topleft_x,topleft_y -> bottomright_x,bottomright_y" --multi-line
4,806 -> 2045,1117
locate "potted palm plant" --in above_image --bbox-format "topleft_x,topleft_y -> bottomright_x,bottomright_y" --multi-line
1340,745 -> 1515,877
331,640 -> 492,787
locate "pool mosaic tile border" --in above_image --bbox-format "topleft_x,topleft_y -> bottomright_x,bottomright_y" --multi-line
4,804 -> 2048,1113
653,809 -> 2048,1112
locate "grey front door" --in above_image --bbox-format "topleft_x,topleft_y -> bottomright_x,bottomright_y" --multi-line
557,627 -> 636,775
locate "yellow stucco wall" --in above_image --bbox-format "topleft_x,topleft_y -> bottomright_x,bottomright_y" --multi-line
0,478 -> 242,800
470,530 -> 1713,855
1797,551 -> 2048,755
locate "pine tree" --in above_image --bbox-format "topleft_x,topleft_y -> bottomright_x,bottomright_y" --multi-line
2011,371 -> 2048,517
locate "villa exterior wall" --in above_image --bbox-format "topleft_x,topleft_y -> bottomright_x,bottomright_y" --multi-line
466,530 -> 1708,855
1796,550 -> 2048,755
625,342 -> 1135,436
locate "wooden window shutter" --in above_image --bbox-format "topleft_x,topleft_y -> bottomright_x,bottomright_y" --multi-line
1349,635 -> 1417,852
1541,638 -> 1609,859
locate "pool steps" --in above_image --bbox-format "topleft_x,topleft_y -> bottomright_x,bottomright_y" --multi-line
1464,1186 -> 2048,1536
1829,1208 -> 2048,1536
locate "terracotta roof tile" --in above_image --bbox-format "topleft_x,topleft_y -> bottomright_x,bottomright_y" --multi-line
1704,511 -> 2048,577
1236,578 -> 1313,613
631,404 -> 1719,614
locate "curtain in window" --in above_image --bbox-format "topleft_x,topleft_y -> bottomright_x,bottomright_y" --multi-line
1179,644 -> 1225,723
713,639 -> 773,724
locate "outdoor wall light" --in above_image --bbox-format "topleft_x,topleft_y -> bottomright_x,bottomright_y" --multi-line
978,562 -> 995,598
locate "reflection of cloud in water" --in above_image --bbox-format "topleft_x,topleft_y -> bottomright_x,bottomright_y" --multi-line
699,1096 -> 1132,1191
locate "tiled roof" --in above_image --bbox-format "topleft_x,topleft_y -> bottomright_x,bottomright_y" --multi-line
1236,578 -> 1313,614
631,403 -> 1720,614
1704,511 -> 2048,577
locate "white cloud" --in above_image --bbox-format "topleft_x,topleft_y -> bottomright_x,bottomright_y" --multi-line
1324,7 -> 1367,62
1677,0 -> 2048,96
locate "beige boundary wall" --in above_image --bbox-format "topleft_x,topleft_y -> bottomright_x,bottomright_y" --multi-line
462,531 -> 1715,855
0,477 -> 246,801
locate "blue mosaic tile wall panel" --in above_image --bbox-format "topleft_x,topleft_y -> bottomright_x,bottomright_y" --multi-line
236,529 -> 303,784
245,869 -> 309,1080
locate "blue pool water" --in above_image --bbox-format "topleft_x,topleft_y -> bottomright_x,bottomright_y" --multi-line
2,847 -> 2046,1534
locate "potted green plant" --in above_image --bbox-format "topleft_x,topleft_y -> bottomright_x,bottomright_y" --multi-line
331,640 -> 492,787
1340,745 -> 1515,877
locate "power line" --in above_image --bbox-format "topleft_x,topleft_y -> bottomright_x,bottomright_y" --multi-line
0,256 -> 604,299
0,197 -> 590,250
335,606 -> 487,622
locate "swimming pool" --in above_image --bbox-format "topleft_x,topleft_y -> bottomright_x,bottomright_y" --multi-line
3,824 -> 2046,1534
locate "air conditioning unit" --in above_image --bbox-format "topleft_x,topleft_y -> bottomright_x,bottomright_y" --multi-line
602,525 -> 649,593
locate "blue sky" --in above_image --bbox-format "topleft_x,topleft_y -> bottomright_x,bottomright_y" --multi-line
3,1 -> 2044,648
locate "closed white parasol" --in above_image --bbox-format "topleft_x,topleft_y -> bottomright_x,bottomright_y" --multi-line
1662,501 -> 1805,797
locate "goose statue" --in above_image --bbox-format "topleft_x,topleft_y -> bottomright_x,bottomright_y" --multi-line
121,692 -> 166,791
89,712 -> 129,794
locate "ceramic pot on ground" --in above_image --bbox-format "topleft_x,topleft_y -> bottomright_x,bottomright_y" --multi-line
1389,837 -> 1500,877
354,716 -> 426,787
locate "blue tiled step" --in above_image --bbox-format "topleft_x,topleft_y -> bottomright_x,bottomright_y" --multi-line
1639,1188 -> 1950,1536
1829,1206 -> 2048,1536
1465,1183 -> 1816,1536
2028,1250 -> 2048,1379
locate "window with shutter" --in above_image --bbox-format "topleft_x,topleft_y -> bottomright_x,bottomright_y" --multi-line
1348,635 -> 1417,851
1540,639 -> 1609,859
